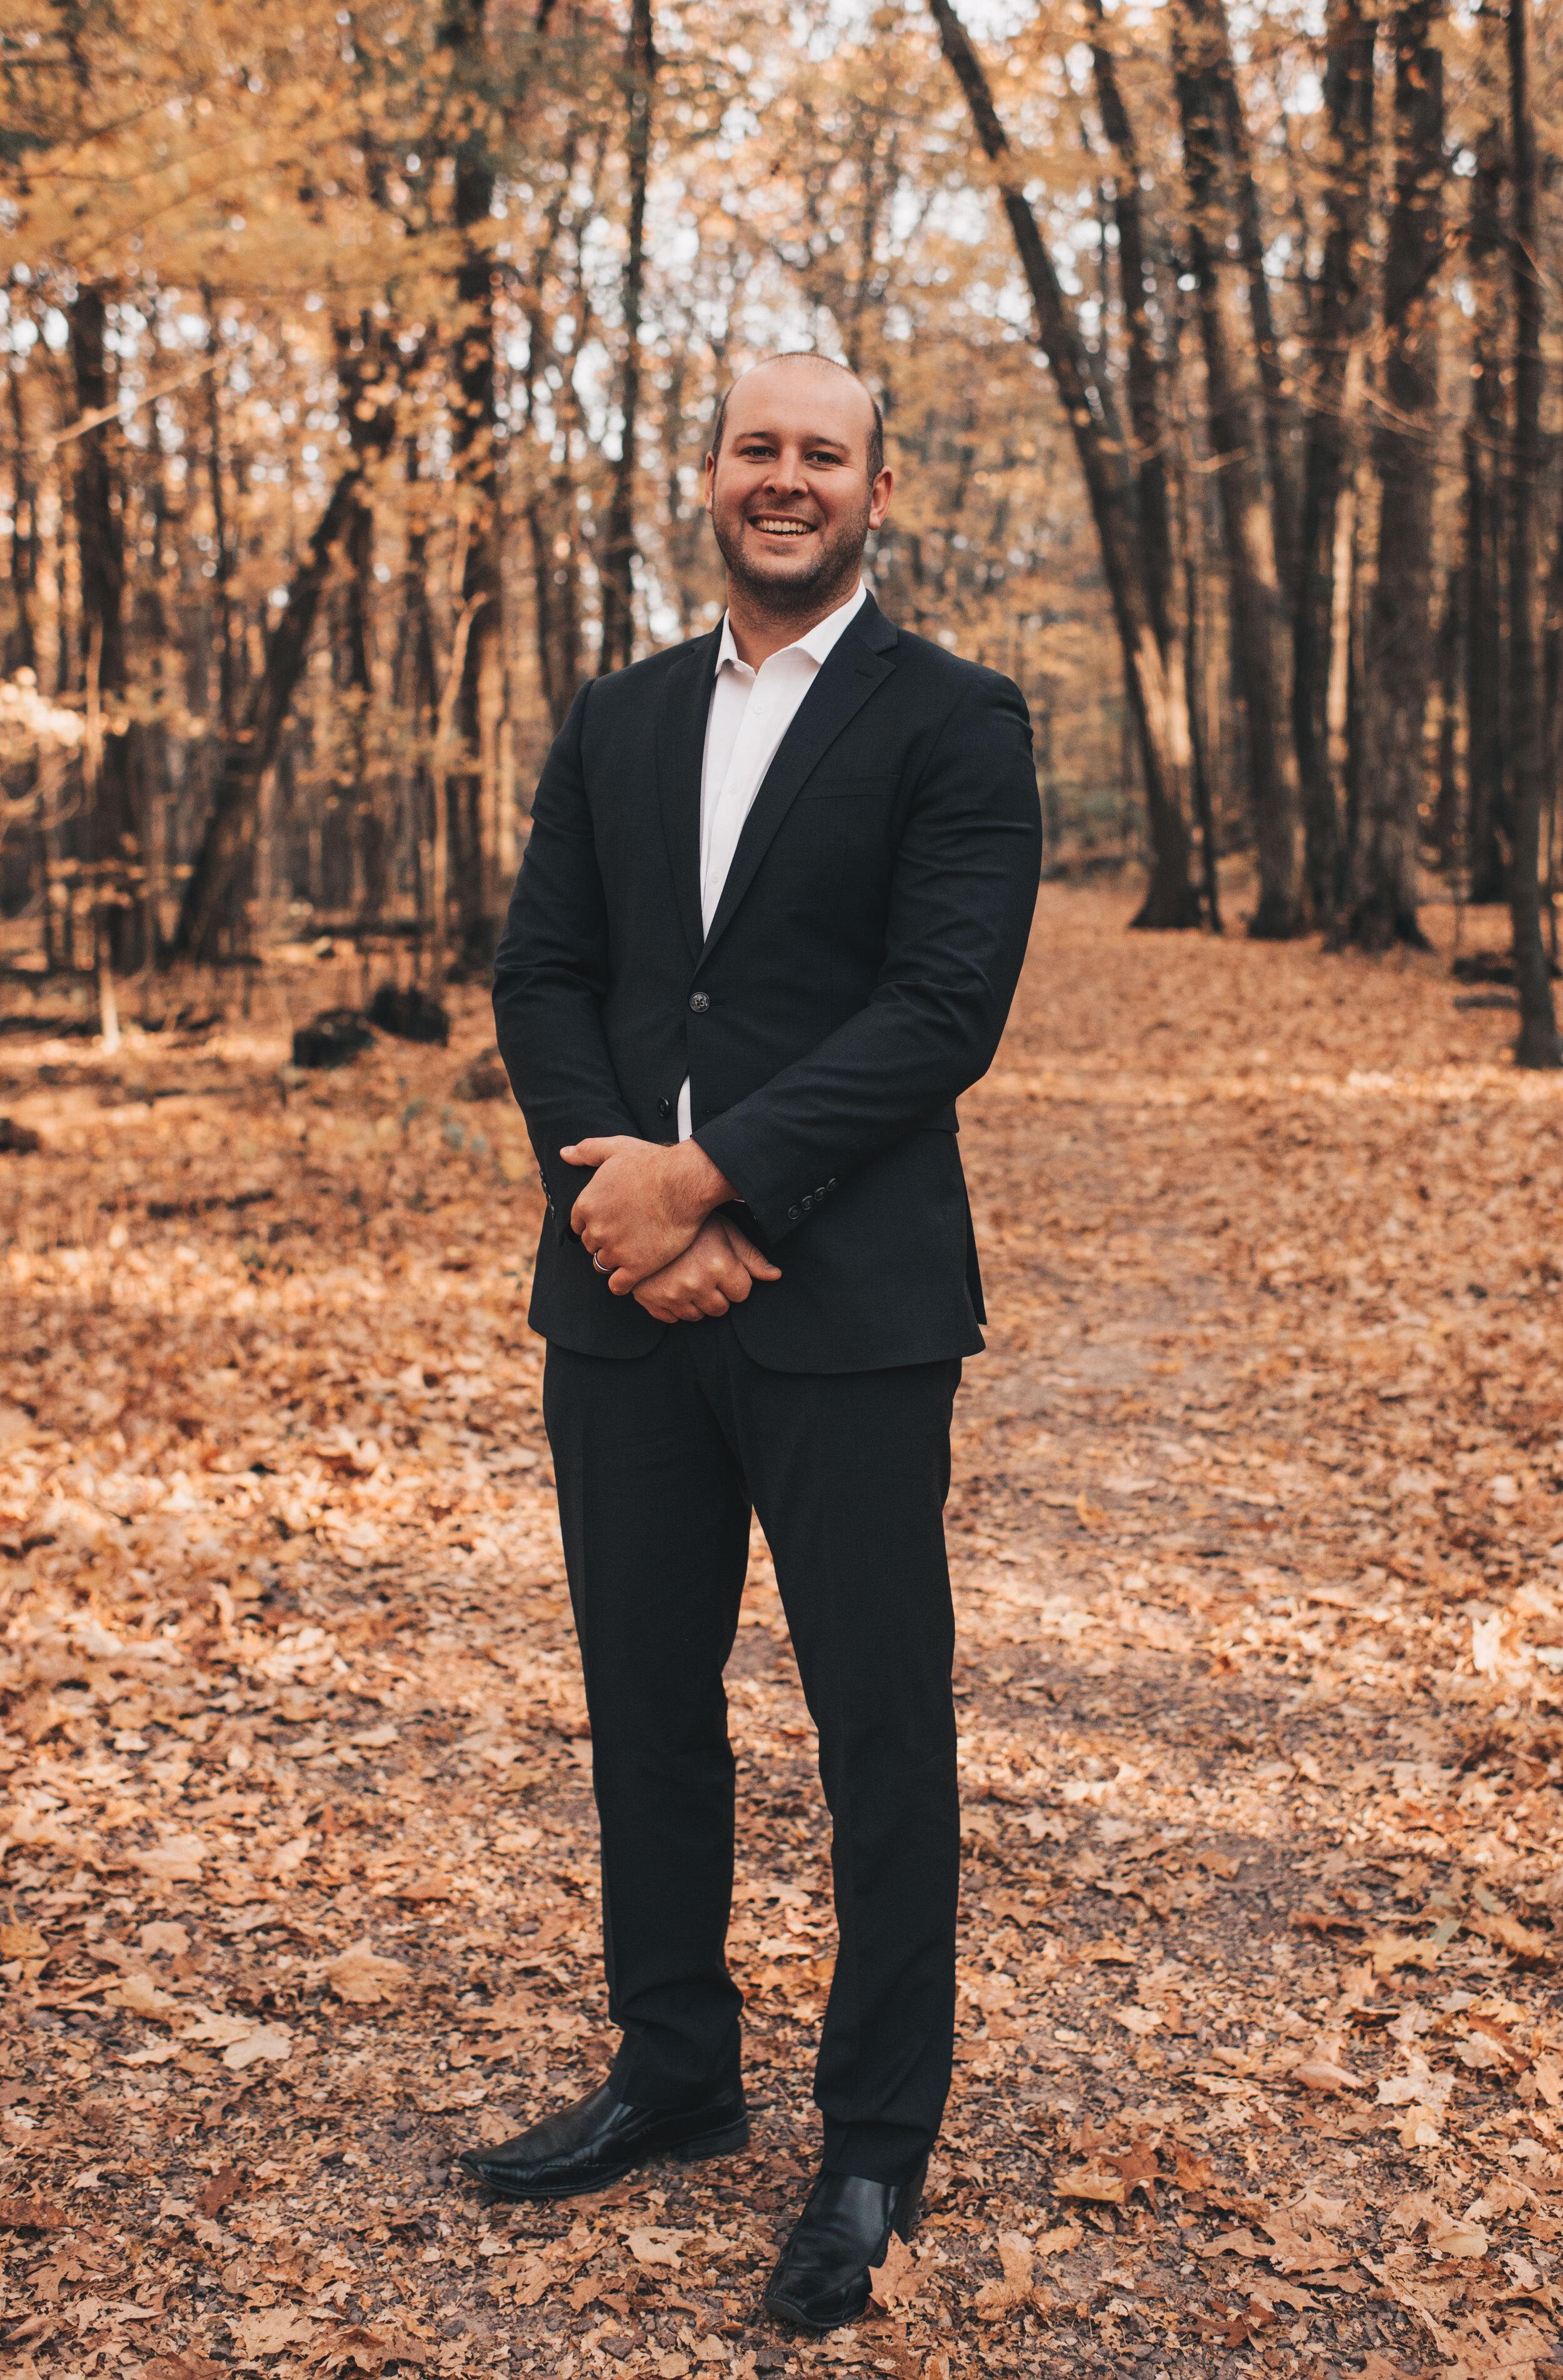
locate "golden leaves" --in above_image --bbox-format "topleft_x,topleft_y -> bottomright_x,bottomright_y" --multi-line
322,1942 -> 414,2005
972,2231 -> 1050,2319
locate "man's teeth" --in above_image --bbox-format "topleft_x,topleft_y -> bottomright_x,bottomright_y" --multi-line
753,519 -> 811,535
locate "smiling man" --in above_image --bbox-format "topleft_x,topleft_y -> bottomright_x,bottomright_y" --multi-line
470,353 -> 1042,2333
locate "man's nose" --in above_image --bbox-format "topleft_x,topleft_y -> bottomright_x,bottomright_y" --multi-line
762,450 -> 810,495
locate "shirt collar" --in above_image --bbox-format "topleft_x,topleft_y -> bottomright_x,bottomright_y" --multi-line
716,580 -> 868,674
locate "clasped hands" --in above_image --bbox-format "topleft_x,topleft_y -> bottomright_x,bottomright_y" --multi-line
560,1136 -> 781,1324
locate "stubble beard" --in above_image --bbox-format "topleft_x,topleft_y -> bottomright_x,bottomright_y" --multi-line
711,491 -> 872,621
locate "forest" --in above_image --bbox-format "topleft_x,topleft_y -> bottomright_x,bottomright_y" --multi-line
2,5 -> 1563,2379
0,0 -> 1560,1046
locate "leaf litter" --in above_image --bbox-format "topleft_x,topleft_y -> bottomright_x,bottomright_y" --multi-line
0,886 -> 1560,2378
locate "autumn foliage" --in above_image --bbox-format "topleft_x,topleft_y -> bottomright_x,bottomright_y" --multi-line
0,891 -> 1560,2373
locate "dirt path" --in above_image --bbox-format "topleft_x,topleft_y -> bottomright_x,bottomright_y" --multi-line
1,890 -> 1560,2380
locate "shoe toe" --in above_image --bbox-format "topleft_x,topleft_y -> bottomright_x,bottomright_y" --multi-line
763,2258 -> 871,2334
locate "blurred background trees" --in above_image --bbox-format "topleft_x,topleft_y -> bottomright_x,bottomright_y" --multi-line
0,0 -> 1559,1057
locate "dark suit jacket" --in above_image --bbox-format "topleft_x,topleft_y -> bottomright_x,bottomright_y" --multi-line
492,594 -> 1042,1373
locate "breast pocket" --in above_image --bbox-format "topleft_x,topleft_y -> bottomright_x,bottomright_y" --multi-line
795,771 -> 902,802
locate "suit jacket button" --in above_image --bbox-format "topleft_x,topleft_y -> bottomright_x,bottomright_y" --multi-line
787,1204 -> 801,1223
688,991 -> 710,1013
658,1097 -> 671,1118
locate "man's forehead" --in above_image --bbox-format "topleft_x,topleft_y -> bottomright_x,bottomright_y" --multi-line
721,363 -> 875,445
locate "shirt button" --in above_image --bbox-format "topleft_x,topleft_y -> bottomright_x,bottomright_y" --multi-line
787,1205 -> 801,1223
658,1097 -> 671,1118
688,992 -> 710,1013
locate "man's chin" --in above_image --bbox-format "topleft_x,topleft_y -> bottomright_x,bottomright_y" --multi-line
727,552 -> 837,611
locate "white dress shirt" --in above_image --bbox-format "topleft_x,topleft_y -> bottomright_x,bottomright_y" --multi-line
676,581 -> 868,1142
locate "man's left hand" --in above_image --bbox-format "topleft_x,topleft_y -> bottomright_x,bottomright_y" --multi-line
563,1134 -> 738,1291
632,1216 -> 782,1323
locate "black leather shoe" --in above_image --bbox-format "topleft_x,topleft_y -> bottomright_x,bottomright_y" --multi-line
457,2080 -> 748,2201
762,2157 -> 928,2334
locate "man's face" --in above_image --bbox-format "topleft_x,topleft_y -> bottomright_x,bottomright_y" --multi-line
704,363 -> 892,615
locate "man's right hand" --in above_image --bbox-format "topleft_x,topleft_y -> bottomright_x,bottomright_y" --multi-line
631,1216 -> 781,1324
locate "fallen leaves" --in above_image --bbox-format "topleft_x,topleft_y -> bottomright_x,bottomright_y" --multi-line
1053,2157 -> 1125,2206
194,2164 -> 243,2218
626,2226 -> 690,2269
869,2231 -> 923,2312
973,2231 -> 1052,2319
311,2324 -> 428,2374
323,1942 -> 414,2004
3,900 -> 1563,2379
0,2196 -> 67,2231
234,2306 -> 316,2354
1292,2054 -> 1369,2091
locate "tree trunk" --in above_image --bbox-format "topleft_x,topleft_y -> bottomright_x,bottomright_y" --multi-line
1434,559 -> 1463,874
1340,0 -> 1444,951
444,0 -> 506,959
1504,0 -> 1559,1064
1167,270 -> 1224,929
1542,506 -> 1563,945
1465,126 -> 1510,904
931,0 -> 1200,929
6,366 -> 38,677
1292,0 -> 1375,925
336,316 -> 399,935
1214,21 -> 1299,607
528,487 -> 583,733
1087,0 -> 1171,643
1172,0 -> 1305,937
597,0 -> 654,676
71,286 -> 143,971
203,295 -> 236,744
172,466 -> 362,961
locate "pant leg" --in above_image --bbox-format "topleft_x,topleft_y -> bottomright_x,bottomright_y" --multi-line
701,1332 -> 962,2184
543,1333 -> 751,2108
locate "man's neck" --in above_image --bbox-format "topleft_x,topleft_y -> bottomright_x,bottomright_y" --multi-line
724,576 -> 862,668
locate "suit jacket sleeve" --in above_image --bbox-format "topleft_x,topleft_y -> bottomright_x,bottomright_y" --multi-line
694,670 -> 1041,1243
492,681 -> 642,1244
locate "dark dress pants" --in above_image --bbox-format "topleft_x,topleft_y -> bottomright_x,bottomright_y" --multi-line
543,1316 -> 962,2186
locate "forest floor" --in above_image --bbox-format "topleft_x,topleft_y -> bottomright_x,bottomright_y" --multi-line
1,885 -> 1562,2380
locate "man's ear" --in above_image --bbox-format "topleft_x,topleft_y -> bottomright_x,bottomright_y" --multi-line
703,450 -> 716,515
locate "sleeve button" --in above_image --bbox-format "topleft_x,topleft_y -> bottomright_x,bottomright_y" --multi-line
787,1204 -> 802,1223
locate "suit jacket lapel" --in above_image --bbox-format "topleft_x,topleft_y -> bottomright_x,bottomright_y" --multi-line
656,630 -> 719,962
700,598 -> 898,961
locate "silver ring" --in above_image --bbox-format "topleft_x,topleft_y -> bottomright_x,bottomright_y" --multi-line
592,1249 -> 609,1274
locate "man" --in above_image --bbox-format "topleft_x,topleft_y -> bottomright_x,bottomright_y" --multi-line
465,351 -> 1041,2334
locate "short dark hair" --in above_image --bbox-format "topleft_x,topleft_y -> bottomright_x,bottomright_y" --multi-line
710,352 -> 885,482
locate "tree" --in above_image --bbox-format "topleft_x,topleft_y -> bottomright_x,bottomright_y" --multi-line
1464,124 -> 1510,906
1503,0 -> 1560,1066
596,0 -> 655,676
930,0 -> 1202,930
173,462 -> 370,962
1339,0 -> 1445,952
1292,0 -> 1375,924
1171,0 -> 1305,938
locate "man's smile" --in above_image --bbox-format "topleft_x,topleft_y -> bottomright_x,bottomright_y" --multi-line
749,515 -> 815,537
